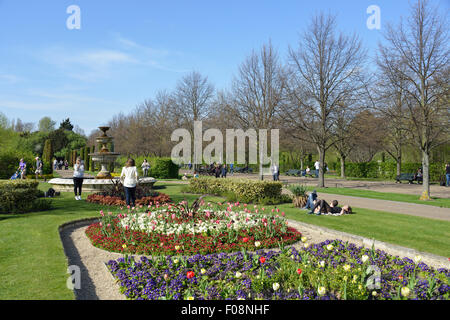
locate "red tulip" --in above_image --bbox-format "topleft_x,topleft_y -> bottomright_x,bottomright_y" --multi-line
187,271 -> 195,279
259,257 -> 266,264
297,268 -> 302,275
243,237 -> 249,243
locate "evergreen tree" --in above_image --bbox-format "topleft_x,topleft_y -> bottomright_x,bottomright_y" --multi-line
42,139 -> 53,173
60,118 -> 74,131
85,146 -> 90,171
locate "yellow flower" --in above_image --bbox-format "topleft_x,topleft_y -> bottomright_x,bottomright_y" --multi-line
343,264 -> 351,272
173,259 -> 179,264
343,276 -> 348,281
317,287 -> 326,296
401,287 -> 411,297
175,245 -> 181,251
301,236 -> 307,243
201,268 -> 206,274
187,296 -> 194,300
122,244 -> 127,249
372,291 -> 377,297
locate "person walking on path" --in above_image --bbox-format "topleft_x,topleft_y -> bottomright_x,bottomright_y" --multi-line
446,163 -> 450,187
18,158 -> 27,179
221,164 -> 227,178
141,159 -> 150,177
73,157 -> 85,200
229,163 -> 234,175
35,157 -> 44,180
121,158 -> 138,208
314,160 -> 320,178
271,163 -> 279,181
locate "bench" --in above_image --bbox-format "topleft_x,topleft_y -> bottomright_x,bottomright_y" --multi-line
301,170 -> 318,178
285,169 -> 302,176
234,167 -> 253,174
395,173 -> 418,184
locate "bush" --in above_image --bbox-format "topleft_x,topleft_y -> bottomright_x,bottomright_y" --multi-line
0,180 -> 52,214
150,158 -> 179,179
288,184 -> 308,197
336,161 -> 445,181
0,149 -> 35,179
189,178 -> 283,204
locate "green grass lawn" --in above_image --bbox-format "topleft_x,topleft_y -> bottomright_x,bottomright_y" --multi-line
0,181 -> 449,299
303,187 -> 450,208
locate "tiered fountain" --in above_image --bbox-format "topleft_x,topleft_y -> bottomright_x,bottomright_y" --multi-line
89,126 -> 120,179
49,126 -> 156,193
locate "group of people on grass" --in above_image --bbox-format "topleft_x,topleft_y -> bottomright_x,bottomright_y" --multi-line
303,190 -> 353,216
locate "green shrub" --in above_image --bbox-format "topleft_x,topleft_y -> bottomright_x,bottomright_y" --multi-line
0,149 -> 35,179
336,161 -> 445,181
189,178 -> 283,204
150,158 -> 179,179
0,180 -> 52,214
288,184 -> 307,197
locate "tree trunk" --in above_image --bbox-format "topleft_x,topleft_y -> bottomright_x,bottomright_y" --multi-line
317,146 -> 325,188
340,155 -> 346,179
420,150 -> 431,200
396,152 -> 402,177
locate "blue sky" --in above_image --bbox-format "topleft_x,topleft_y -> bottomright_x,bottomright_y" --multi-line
0,0 -> 448,134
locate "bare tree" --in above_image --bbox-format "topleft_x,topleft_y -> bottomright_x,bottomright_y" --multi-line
373,60 -> 411,176
230,41 -> 287,179
284,13 -> 367,187
175,71 -> 214,126
378,0 -> 449,199
332,103 -> 358,178
348,110 -> 385,163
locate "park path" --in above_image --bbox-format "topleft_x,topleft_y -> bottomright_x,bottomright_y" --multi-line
315,193 -> 450,222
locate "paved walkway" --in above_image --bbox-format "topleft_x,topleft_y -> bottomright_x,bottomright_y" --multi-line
316,193 -> 450,222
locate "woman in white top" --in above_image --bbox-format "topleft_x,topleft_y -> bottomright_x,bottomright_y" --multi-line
121,158 -> 138,207
73,157 -> 85,200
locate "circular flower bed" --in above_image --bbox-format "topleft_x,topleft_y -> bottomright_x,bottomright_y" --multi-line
85,201 -> 302,255
106,240 -> 450,300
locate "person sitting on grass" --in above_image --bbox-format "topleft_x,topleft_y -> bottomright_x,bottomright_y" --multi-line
308,199 -> 341,215
302,190 -> 318,210
309,199 -> 352,216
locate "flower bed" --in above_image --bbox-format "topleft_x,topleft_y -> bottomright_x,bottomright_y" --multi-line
106,239 -> 450,300
85,201 -> 302,255
86,193 -> 171,206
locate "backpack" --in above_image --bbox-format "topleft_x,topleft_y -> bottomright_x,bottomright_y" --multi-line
45,188 -> 56,198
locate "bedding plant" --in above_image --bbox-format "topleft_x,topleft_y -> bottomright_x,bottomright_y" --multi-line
85,200 -> 302,256
106,240 -> 450,300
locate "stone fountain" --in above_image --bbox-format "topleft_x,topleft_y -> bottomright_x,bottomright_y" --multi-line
48,126 -> 157,193
89,126 -> 120,179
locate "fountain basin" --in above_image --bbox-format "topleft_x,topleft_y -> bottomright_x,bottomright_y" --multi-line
48,177 -> 157,193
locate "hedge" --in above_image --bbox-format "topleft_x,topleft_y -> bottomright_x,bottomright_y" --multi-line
0,149 -> 35,179
189,177 -> 283,204
150,158 -> 179,179
0,180 -> 52,214
336,161 -> 445,181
